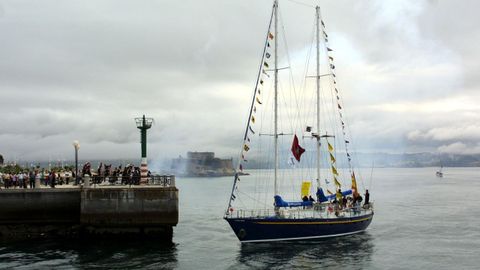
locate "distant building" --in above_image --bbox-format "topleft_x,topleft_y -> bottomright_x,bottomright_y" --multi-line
171,152 -> 235,177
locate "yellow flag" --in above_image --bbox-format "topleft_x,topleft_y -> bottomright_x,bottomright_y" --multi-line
331,166 -> 338,176
328,142 -> 334,152
329,153 -> 336,163
334,177 -> 341,187
301,181 -> 311,198
351,172 -> 358,191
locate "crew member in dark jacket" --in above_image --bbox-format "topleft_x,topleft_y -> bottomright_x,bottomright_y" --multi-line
364,189 -> 370,205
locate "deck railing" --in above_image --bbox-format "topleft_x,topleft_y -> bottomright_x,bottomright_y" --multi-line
228,202 -> 374,219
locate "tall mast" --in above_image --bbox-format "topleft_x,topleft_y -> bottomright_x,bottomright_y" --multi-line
274,0 -> 279,196
315,6 -> 321,185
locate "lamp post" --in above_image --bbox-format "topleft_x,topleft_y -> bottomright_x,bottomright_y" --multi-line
135,115 -> 153,185
73,140 -> 80,185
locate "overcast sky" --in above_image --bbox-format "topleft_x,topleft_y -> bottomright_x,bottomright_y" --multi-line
0,0 -> 479,163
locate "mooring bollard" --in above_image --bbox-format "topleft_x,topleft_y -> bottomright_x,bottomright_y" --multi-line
83,175 -> 91,188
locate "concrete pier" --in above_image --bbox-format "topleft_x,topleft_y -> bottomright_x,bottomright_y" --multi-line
0,183 -> 178,241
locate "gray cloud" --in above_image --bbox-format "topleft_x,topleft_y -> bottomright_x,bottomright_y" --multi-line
0,0 -> 479,163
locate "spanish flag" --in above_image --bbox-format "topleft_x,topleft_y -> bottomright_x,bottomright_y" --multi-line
351,172 -> 358,191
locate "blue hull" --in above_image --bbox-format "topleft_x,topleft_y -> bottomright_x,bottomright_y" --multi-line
225,213 -> 373,243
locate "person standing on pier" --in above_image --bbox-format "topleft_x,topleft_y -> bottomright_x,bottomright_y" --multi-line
50,171 -> 56,188
29,170 -> 35,189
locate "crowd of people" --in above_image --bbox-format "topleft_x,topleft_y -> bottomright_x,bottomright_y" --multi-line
328,188 -> 371,216
0,169 -> 74,189
298,187 -> 371,217
0,162 -> 151,189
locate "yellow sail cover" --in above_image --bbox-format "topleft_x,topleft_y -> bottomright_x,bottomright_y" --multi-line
301,181 -> 311,198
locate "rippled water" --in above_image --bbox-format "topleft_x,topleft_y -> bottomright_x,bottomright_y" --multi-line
1,168 -> 479,269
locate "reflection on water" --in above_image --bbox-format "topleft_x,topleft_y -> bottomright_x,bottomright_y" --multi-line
236,232 -> 374,269
0,238 -> 178,269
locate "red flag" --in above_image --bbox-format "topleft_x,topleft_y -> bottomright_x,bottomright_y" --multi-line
291,135 -> 305,162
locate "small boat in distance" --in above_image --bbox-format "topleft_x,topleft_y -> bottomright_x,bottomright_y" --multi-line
224,0 -> 373,243
436,166 -> 443,177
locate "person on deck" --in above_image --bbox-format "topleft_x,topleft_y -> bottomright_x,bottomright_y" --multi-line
308,195 -> 315,202
364,189 -> 370,206
336,189 -> 343,208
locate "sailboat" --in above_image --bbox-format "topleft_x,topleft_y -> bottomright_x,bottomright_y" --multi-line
436,166 -> 443,177
224,0 -> 373,243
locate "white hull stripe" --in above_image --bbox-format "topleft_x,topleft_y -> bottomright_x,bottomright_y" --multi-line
240,229 -> 366,243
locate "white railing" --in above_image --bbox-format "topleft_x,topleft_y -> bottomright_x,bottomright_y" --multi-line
228,202 -> 374,219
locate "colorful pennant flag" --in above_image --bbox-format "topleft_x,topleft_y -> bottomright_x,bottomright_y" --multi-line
264,62 -> 269,68
268,32 -> 274,39
327,47 -> 333,51
249,126 -> 255,134
256,97 -> 262,104
266,52 -> 271,59
329,56 -> 334,61
338,104 -> 342,110
321,20 -> 325,27
251,116 -> 255,124
334,176 -> 341,187
332,166 -> 339,176
306,126 -> 312,132
327,142 -> 334,152
260,79 -> 264,85
262,70 -> 270,77
239,164 -> 243,171
243,144 -> 250,152
329,153 -> 336,163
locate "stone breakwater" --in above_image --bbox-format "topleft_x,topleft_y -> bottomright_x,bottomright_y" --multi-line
0,186 -> 178,241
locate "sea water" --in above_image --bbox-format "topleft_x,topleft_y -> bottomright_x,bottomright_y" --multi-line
0,167 -> 479,269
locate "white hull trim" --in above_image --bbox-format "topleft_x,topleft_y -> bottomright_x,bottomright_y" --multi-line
240,229 -> 366,243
